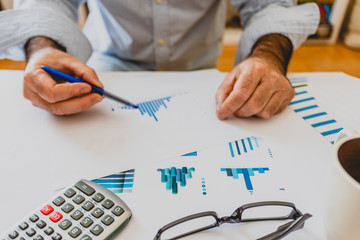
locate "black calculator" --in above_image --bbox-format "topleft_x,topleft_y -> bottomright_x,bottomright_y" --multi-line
1,179 -> 132,240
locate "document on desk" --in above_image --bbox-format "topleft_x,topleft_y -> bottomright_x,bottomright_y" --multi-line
1,70 -> 360,237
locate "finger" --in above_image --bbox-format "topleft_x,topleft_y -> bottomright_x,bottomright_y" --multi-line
59,59 -> 104,89
25,69 -> 92,103
215,73 -> 236,106
24,86 -> 102,115
217,71 -> 261,120
48,93 -> 103,115
255,87 -> 294,119
233,79 -> 275,118
254,91 -> 284,119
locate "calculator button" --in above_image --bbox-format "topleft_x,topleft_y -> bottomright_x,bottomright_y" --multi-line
80,234 -> 92,240
61,203 -> 74,213
91,208 -> 104,218
26,228 -> 36,237
36,220 -> 47,229
82,201 -> 95,211
102,199 -> 114,209
75,181 -> 95,196
44,227 -> 54,235
92,193 -> 105,202
52,233 -> 62,240
90,224 -> 104,236
19,238 -> 25,240
68,227 -> 82,238
80,217 -> 93,228
73,195 -> 85,204
8,231 -> 18,239
112,206 -> 124,216
58,219 -> 72,230
101,215 -> 114,226
29,214 -> 39,222
40,205 -> 54,215
49,212 -> 63,223
53,196 -> 65,206
18,221 -> 29,230
71,210 -> 84,220
34,235 -> 44,240
64,188 -> 76,198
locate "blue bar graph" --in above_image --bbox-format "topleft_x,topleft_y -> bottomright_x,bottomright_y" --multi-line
113,96 -> 173,122
289,77 -> 344,144
228,137 -> 260,158
221,168 -> 269,193
157,167 -> 195,194
92,169 -> 135,193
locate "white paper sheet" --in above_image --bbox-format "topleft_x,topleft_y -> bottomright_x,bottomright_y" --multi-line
0,70 -> 359,239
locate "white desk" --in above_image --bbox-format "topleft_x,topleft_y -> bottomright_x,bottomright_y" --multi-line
0,70 -> 359,239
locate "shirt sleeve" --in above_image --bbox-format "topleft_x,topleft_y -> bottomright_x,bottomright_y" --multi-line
0,0 -> 92,62
230,0 -> 320,64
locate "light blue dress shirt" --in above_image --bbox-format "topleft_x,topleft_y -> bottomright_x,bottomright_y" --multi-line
0,0 -> 319,71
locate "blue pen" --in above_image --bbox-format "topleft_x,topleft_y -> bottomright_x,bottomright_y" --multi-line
42,66 -> 138,109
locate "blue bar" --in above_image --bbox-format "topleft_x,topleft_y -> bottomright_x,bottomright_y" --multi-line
229,142 -> 235,157
253,137 -> 259,148
312,119 -> 336,128
247,168 -> 254,176
182,151 -> 197,157
172,176 -> 177,194
247,138 -> 253,151
225,168 -> 232,176
295,91 -> 308,95
101,173 -> 134,178
289,97 -> 315,105
235,141 -> 241,155
241,169 -> 253,191
100,184 -> 133,188
92,179 -> 133,184
145,101 -> 155,115
232,168 -> 239,179
303,112 -> 327,120
241,139 -> 247,153
294,105 -> 318,112
138,103 -> 145,115
148,100 -> 157,113
321,128 -> 343,136
160,99 -> 168,108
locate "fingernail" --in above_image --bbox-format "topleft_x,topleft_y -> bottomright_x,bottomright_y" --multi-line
80,87 -> 90,94
94,96 -> 103,104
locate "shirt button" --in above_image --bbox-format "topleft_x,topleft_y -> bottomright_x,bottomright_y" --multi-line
156,0 -> 163,4
157,38 -> 164,46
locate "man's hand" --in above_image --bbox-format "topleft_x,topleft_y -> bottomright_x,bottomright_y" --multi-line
216,34 -> 295,120
24,37 -> 104,115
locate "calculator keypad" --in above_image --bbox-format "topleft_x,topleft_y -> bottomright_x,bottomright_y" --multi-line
1,180 -> 131,240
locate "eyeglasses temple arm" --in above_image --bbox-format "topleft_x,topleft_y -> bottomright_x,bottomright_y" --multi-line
256,213 -> 312,240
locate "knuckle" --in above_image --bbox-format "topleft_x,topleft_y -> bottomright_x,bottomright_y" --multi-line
233,89 -> 249,103
50,105 -> 64,116
44,90 -> 56,103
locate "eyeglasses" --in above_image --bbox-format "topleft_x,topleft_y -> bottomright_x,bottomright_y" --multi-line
154,201 -> 312,240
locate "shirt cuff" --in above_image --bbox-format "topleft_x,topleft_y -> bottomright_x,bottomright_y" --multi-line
0,9 -> 92,62
234,3 -> 320,64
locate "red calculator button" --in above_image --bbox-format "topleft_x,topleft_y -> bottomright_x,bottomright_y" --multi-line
49,212 -> 63,222
40,205 -> 54,215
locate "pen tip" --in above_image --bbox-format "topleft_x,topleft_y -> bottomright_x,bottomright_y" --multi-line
132,104 -> 139,109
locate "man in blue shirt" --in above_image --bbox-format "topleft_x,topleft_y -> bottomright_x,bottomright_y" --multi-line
0,0 -> 319,118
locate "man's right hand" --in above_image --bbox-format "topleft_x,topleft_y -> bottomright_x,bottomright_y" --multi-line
24,37 -> 103,115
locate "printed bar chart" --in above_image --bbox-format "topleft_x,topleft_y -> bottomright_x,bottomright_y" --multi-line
289,77 -> 343,144
157,167 -> 195,194
221,168 -> 269,193
112,96 -> 173,122
92,169 -> 135,193
228,137 -> 260,158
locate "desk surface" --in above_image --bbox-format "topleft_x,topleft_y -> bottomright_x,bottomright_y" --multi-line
0,70 -> 359,239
